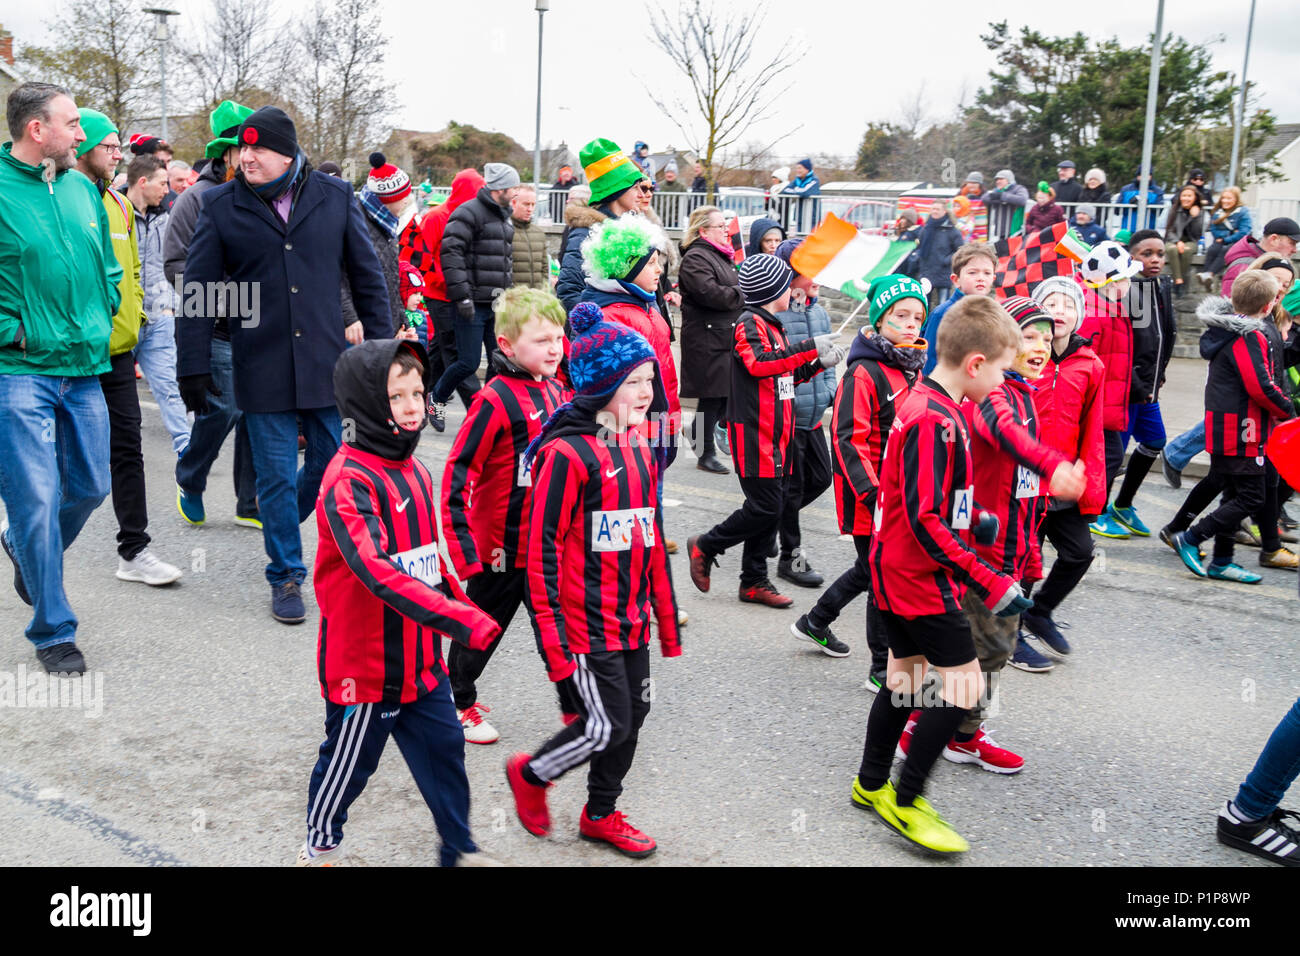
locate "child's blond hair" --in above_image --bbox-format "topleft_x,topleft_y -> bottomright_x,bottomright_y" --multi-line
935,295 -> 1020,367
493,287 -> 566,341
1231,270 -> 1281,319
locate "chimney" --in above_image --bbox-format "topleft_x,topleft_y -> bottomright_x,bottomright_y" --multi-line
0,25 -> 12,67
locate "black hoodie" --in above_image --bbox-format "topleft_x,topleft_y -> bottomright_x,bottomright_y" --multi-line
333,339 -> 434,462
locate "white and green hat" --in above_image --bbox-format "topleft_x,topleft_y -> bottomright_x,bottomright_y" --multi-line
866,274 -> 929,329
581,215 -> 667,282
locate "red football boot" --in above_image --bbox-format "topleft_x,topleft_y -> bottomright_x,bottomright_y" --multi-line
505,753 -> 551,836
579,806 -> 657,858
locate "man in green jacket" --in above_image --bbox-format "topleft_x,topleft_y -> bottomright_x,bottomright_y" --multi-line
74,108 -> 183,593
0,83 -> 119,674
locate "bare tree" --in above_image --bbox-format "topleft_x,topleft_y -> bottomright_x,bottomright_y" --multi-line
648,0 -> 803,196
19,0 -> 156,130
174,0 -> 298,110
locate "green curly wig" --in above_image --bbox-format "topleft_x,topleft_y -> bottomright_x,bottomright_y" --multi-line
580,216 -> 667,281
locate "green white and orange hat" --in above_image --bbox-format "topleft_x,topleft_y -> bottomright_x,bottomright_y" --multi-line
580,137 -> 643,205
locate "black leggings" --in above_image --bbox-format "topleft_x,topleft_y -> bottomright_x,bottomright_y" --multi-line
691,396 -> 728,456
1032,506 -> 1095,615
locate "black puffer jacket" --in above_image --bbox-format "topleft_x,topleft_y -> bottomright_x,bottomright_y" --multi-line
1125,274 -> 1177,403
440,187 -> 514,303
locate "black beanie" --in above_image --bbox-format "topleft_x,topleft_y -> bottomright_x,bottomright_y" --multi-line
237,107 -> 298,158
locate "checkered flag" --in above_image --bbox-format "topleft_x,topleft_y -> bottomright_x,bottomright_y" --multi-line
994,221 -> 1072,299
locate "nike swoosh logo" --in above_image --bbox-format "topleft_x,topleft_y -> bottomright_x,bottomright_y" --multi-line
530,409 -> 545,420
395,497 -> 410,512
1023,416 -> 1033,425
605,468 -> 623,478
887,388 -> 906,402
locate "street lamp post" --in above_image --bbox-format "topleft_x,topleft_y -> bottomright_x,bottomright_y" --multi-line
144,8 -> 180,142
534,0 -> 548,194
1228,0 -> 1257,187
1136,0 -> 1164,230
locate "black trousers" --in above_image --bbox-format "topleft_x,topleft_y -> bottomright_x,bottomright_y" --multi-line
98,350 -> 150,560
690,396 -> 728,456
1032,505 -> 1095,614
779,424 -> 833,558
808,535 -> 889,670
700,472 -> 786,586
1104,429 -> 1124,500
426,298 -> 481,409
527,646 -> 651,817
1187,458 -> 1267,564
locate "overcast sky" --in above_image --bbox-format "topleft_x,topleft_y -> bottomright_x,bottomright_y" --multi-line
8,0 -> 1291,164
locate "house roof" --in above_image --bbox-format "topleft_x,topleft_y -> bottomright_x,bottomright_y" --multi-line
1250,123 -> 1300,164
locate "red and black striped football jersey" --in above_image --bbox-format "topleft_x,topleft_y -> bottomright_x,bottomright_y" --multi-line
315,445 -> 500,705
831,356 -> 914,535
963,375 -> 1068,581
441,365 -> 567,578
729,306 -> 821,478
526,422 -> 681,682
1205,325 -> 1293,458
868,379 -> 1011,617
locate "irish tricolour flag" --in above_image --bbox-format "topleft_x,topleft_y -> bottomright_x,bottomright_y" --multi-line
790,214 -> 917,300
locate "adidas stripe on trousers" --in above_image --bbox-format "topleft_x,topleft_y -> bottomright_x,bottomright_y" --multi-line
527,646 -> 651,817
305,678 -> 475,866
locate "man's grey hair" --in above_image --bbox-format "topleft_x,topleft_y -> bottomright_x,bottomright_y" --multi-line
7,82 -> 71,142
168,159 -> 191,172
515,183 -> 537,196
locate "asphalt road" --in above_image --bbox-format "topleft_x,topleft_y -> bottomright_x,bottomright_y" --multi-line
0,383 -> 1296,867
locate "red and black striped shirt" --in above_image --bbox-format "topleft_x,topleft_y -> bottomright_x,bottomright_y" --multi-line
963,374 -> 1067,581
315,445 -> 500,704
1204,324 -> 1293,458
526,421 -> 681,682
729,306 -> 821,478
831,354 -> 915,535
441,361 -> 567,578
869,379 -> 1012,617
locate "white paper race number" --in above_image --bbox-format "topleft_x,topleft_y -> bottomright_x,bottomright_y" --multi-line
1015,465 -> 1041,499
591,508 -> 657,552
517,456 -> 532,487
951,487 -> 973,530
777,375 -> 795,401
391,542 -> 442,587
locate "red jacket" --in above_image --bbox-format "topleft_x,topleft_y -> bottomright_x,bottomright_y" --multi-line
1033,334 -> 1107,516
1079,282 -> 1133,432
441,356 -> 567,579
526,420 -> 680,682
729,306 -> 821,478
868,379 -> 1014,618
315,445 -> 500,704
418,169 -> 485,301
830,336 -> 919,535
964,375 -> 1068,582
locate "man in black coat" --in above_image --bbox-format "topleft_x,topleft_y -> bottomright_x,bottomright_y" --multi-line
1053,160 -> 1083,207
427,162 -> 519,429
176,106 -> 392,625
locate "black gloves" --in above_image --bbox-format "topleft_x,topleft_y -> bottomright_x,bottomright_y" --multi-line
178,374 -> 222,415
456,299 -> 475,319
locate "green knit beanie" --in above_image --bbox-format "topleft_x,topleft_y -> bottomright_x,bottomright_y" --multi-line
867,274 -> 929,329
75,109 -> 118,158
581,216 -> 667,281
580,137 -> 644,205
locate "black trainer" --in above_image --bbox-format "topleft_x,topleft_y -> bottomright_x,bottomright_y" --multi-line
272,581 -> 307,624
1021,609 -> 1070,657
1,522 -> 31,606
864,667 -> 887,693
790,614 -> 851,657
1161,454 -> 1182,490
429,402 -> 447,433
36,642 -> 86,675
778,552 -> 825,588
1216,802 -> 1300,866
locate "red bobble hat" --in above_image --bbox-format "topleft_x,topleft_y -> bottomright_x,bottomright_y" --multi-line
368,151 -> 411,203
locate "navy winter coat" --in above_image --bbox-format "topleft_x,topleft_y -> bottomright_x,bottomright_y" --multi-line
916,216 -> 963,291
177,169 -> 391,413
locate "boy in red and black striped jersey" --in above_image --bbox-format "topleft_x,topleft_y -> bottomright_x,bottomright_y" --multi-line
1168,271 -> 1294,582
301,340 -> 502,867
441,288 -> 568,744
506,303 -> 680,858
851,295 -> 1032,854
792,275 -> 928,675
686,254 -> 843,607
903,297 -> 1086,774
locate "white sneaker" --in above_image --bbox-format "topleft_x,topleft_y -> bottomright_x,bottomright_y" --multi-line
116,550 -> 182,586
455,849 -> 506,867
457,702 -> 500,744
677,609 -> 689,627
296,842 -> 346,866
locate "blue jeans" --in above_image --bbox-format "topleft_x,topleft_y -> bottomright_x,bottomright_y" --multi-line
133,313 -> 191,456
243,406 -> 341,586
175,338 -> 258,517
1164,420 -> 1206,472
0,374 -> 110,647
1234,695 -> 1300,821
430,303 -> 494,404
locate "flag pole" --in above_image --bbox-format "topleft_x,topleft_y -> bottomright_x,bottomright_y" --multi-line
836,297 -> 870,335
